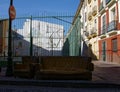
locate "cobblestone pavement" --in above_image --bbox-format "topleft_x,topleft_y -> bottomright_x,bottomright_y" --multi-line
92,61 -> 120,84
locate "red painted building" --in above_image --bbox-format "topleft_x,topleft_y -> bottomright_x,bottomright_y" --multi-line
98,0 -> 120,64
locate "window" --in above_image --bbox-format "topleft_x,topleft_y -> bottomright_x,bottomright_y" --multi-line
94,19 -> 97,29
112,39 -> 117,52
111,7 -> 116,21
102,41 -> 106,51
103,0 -> 106,7
94,19 -> 96,23
85,0 -> 87,6
101,14 -> 106,34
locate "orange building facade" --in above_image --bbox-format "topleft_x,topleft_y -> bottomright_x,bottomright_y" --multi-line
98,0 -> 120,63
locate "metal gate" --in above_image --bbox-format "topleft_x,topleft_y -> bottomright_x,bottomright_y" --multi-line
0,13 -> 78,57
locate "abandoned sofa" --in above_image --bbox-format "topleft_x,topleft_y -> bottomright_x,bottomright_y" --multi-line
35,56 -> 94,80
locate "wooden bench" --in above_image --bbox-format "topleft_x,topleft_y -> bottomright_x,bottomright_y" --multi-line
35,56 -> 94,80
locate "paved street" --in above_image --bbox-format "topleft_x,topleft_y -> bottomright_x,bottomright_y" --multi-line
0,61 -> 120,85
92,61 -> 120,84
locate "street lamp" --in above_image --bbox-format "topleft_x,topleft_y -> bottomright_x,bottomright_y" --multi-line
6,0 -> 14,76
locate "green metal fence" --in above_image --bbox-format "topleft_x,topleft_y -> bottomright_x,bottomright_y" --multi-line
0,13 -> 81,57
63,16 -> 81,56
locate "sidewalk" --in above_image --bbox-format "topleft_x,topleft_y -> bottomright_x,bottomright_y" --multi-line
92,61 -> 120,84
93,60 -> 120,67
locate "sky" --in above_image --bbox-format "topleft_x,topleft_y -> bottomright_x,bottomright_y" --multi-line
0,0 -> 80,18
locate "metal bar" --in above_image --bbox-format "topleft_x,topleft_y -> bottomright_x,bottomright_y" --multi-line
14,15 -> 81,19
30,16 -> 33,56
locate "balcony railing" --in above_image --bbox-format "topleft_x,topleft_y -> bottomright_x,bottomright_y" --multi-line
107,20 -> 117,32
100,25 -> 107,35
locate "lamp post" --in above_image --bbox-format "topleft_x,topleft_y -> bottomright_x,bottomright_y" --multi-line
6,0 -> 14,76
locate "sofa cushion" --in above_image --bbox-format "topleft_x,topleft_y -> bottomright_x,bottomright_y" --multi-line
39,69 -> 89,74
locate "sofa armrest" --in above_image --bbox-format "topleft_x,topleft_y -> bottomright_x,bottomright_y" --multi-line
13,63 -> 32,78
34,64 -> 42,72
88,63 -> 94,71
14,63 -> 30,70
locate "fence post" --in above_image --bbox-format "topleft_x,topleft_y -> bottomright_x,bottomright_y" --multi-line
30,16 -> 33,56
79,15 -> 81,56
6,0 -> 13,76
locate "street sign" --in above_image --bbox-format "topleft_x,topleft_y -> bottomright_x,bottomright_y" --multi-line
9,5 -> 16,20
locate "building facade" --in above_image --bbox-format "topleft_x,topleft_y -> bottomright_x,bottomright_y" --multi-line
65,0 -> 120,64
79,0 -> 99,60
98,0 -> 120,63
63,0 -> 99,58
13,19 -> 64,56
0,19 -> 9,56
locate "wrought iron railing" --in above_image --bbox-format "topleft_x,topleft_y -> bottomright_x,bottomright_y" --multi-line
100,25 -> 107,35
107,20 -> 117,32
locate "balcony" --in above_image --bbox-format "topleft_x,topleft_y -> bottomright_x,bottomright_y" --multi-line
106,0 -> 116,7
90,28 -> 97,38
107,20 -> 117,32
92,6 -> 97,16
85,31 -> 89,37
107,20 -> 117,36
85,31 -> 92,40
88,0 -> 92,4
88,12 -> 92,21
88,35 -> 92,40
100,34 -> 106,39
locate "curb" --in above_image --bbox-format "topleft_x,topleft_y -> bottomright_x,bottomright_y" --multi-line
0,78 -> 120,88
